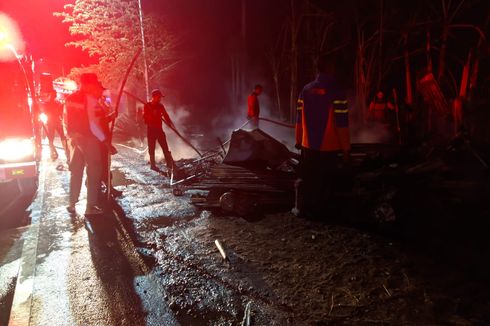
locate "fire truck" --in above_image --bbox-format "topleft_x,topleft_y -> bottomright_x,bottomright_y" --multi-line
0,59 -> 38,196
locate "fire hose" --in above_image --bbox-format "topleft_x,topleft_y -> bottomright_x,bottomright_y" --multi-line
221,117 -> 295,147
108,48 -> 142,200
125,89 -> 295,156
123,90 -> 203,158
258,117 -> 295,129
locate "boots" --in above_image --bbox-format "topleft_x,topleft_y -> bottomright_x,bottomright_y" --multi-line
164,151 -> 175,174
149,155 -> 161,172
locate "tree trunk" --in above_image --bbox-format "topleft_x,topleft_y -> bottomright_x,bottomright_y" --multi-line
289,0 -> 299,124
355,29 -> 368,124
377,0 -> 384,89
438,24 -> 449,81
469,12 -> 489,94
426,30 -> 433,73
403,33 -> 413,105
459,50 -> 472,98
270,55 -> 283,120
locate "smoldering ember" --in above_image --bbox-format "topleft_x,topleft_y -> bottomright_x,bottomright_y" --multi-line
0,0 -> 489,325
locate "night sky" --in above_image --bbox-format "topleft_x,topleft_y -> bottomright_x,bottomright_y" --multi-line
0,1 -> 89,70
0,1 -> 282,109
0,0 -> 488,122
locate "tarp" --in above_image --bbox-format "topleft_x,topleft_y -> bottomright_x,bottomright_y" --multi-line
223,129 -> 293,168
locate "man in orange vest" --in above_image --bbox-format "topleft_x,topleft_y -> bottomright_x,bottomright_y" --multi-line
294,55 -> 351,218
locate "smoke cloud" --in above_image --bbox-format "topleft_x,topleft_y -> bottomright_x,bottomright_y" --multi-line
210,92 -> 297,152
350,122 -> 392,144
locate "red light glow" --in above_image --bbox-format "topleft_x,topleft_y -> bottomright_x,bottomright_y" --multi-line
53,77 -> 78,93
0,12 -> 25,61
0,138 -> 35,161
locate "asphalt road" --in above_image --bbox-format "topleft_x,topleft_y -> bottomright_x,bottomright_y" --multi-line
0,171 -> 36,325
2,139 -> 489,325
0,147 -> 176,326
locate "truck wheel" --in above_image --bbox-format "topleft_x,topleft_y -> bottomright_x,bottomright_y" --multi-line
17,177 -> 38,198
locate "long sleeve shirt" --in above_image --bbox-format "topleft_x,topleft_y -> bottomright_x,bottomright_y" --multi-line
247,92 -> 260,118
143,101 -> 172,129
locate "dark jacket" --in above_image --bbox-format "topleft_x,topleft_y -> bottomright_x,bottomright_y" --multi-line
143,102 -> 172,129
64,91 -> 91,137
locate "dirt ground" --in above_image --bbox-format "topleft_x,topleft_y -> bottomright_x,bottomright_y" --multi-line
139,211 -> 489,325
112,144 -> 490,325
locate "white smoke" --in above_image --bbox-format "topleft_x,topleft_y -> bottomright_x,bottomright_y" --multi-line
210,92 -> 297,152
350,123 -> 392,143
163,104 -> 198,160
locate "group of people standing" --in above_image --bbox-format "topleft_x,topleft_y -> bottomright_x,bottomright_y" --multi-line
52,55 -> 354,219
63,73 -> 120,216
40,73 -> 175,216
243,56 -> 352,219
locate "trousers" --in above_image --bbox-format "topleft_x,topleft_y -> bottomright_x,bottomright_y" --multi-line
69,135 -> 103,208
298,148 -> 340,216
147,127 -> 174,169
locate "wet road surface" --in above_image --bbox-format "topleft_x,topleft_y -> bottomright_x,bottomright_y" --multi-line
1,146 -> 176,325
1,140 -> 490,325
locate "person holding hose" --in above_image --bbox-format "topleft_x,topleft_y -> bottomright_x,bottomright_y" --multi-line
143,89 -> 175,174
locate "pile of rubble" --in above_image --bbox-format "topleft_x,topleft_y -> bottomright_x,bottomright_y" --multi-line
172,129 -> 490,248
172,129 -> 297,216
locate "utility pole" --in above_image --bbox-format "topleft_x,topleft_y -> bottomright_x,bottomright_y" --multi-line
241,0 -> 247,41
137,0 -> 150,101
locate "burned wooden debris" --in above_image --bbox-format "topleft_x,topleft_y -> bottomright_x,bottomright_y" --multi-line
170,126 -> 490,227
170,129 -> 297,215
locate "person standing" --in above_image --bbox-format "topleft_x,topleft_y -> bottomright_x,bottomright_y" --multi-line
368,90 -> 395,124
294,56 -> 351,218
64,73 -> 106,216
143,89 -> 175,173
247,84 -> 263,129
38,73 -> 69,161
368,90 -> 396,142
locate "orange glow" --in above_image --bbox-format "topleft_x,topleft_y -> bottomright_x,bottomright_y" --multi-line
0,138 -> 35,161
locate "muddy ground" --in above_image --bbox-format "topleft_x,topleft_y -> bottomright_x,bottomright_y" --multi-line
112,143 -> 490,325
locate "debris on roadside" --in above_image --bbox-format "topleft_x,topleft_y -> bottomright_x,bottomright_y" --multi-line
214,239 -> 228,261
241,301 -> 252,326
171,129 -> 298,215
